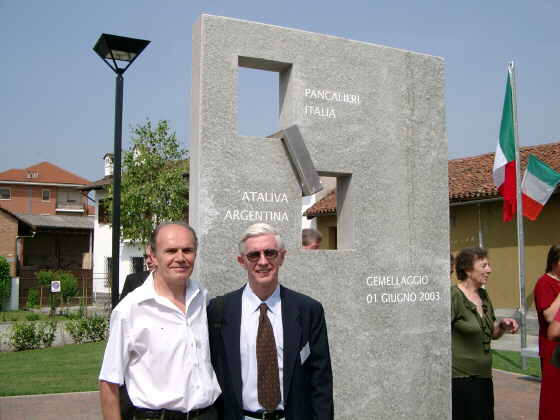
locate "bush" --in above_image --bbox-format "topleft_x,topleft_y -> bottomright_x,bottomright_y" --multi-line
35,270 -> 78,309
9,321 -> 58,351
25,313 -> 40,321
37,320 -> 57,348
26,289 -> 39,309
36,270 -> 56,287
10,323 -> 40,351
66,315 -> 108,344
36,270 -> 57,312
0,256 -> 10,310
58,271 -> 78,305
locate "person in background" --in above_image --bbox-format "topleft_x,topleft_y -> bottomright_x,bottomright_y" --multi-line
120,250 -> 154,302
533,244 -> 560,420
451,247 -> 518,420
302,228 -> 322,250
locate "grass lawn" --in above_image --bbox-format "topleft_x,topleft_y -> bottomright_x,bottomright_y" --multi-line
0,343 -> 539,397
492,349 -> 541,378
0,341 -> 106,396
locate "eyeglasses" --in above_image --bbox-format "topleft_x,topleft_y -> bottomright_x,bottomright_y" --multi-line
244,248 -> 280,262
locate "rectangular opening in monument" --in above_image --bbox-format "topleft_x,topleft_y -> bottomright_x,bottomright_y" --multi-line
303,176 -> 336,250
237,67 -> 278,137
237,56 -> 292,138
302,174 -> 353,250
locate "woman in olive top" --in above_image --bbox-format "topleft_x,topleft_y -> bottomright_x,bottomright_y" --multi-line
451,247 -> 519,420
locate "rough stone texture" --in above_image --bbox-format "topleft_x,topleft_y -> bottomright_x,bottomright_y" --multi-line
191,15 -> 450,419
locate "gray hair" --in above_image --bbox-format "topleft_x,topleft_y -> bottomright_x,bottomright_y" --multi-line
302,228 -> 322,246
149,221 -> 198,253
238,223 -> 285,255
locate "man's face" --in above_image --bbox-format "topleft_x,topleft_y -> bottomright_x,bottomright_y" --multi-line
303,240 -> 321,250
237,233 -> 285,293
151,225 -> 196,286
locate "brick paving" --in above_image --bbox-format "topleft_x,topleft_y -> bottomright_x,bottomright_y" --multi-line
0,372 -> 540,420
494,369 -> 540,420
0,391 -> 101,420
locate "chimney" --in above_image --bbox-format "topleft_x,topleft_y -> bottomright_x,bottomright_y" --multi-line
103,153 -> 114,177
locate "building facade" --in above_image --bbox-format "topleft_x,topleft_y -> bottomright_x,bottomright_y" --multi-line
0,162 -> 92,216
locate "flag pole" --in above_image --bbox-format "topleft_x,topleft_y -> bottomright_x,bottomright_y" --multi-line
509,61 -> 528,370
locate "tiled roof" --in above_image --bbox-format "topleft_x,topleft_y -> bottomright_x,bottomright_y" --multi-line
84,176 -> 112,190
304,189 -> 336,218
0,162 -> 90,185
305,142 -> 560,217
449,142 -> 560,202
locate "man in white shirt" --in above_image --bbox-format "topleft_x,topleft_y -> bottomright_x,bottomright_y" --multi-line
99,222 -> 221,420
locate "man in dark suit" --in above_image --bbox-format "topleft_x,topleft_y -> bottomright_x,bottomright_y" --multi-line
120,270 -> 149,301
120,252 -> 154,301
208,223 -> 334,420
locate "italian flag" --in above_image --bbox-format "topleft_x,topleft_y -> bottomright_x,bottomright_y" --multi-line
521,154 -> 560,221
492,68 -> 517,222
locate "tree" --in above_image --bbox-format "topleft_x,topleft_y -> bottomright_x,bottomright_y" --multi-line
0,256 -> 10,310
106,119 -> 189,245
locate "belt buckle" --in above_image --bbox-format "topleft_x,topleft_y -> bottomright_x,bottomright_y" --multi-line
261,411 -> 273,420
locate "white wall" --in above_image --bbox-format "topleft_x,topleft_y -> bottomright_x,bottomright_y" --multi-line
92,189 -> 143,296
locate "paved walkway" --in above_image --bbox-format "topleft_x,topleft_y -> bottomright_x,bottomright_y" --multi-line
494,369 -> 540,420
0,371 -> 541,420
0,391 -> 101,420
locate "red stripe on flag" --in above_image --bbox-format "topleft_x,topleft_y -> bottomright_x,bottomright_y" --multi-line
522,194 -> 544,221
497,160 -> 517,222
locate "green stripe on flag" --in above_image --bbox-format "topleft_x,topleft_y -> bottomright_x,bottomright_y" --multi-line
527,154 -> 560,187
499,72 -> 516,162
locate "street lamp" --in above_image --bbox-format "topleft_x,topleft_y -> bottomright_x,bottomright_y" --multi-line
93,34 -> 150,309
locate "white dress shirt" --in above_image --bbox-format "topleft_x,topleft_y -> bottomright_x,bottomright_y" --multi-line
240,284 -> 284,412
99,274 -> 221,412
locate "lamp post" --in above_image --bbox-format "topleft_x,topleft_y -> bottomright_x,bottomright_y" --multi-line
93,34 -> 150,309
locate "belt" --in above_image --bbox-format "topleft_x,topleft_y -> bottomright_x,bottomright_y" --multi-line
134,405 -> 212,419
242,409 -> 285,420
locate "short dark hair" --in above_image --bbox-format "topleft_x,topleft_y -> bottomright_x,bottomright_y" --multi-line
546,244 -> 560,273
455,247 -> 488,281
149,222 -> 198,253
302,228 -> 322,246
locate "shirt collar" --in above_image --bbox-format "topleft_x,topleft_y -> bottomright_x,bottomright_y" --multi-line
135,273 -> 200,304
243,283 -> 281,314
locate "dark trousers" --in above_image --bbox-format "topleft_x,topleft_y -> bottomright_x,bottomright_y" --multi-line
120,384 -> 135,420
452,377 -> 494,420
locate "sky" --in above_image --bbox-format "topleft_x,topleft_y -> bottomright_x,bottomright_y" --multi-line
1,1 -> 559,182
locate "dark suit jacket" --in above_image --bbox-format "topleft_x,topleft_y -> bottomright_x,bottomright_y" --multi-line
208,285 -> 334,420
119,271 -> 150,302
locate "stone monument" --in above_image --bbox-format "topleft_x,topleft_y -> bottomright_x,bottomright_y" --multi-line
190,15 -> 450,419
